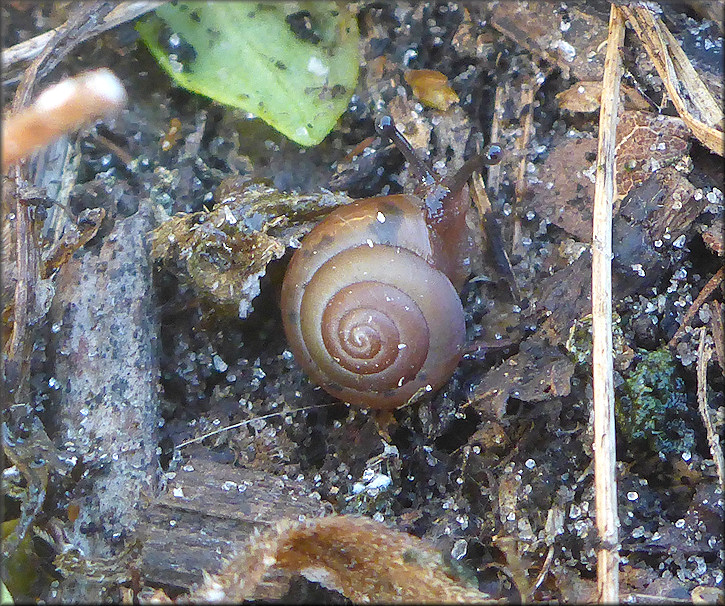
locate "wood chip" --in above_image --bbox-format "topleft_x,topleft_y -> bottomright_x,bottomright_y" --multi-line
138,456 -> 332,593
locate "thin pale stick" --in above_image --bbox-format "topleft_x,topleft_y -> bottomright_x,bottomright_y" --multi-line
487,84 -> 505,196
2,69 -> 127,170
530,544 -> 555,596
2,1 -> 166,72
710,300 -> 725,372
697,327 -> 725,492
621,6 -> 724,155
591,5 -> 625,603
514,86 -> 535,203
176,403 -> 337,449
668,266 -> 725,348
512,86 -> 536,254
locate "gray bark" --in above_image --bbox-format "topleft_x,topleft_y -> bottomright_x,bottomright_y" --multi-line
49,199 -> 161,600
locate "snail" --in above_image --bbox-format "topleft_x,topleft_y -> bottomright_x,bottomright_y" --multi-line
281,116 -> 502,409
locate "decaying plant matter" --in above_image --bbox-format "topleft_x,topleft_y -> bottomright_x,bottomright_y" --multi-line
191,515 -> 497,603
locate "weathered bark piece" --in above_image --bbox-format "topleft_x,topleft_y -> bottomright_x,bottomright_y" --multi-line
537,251 -> 593,342
535,164 -> 710,340
49,199 -> 161,595
138,456 -> 333,593
490,3 -> 608,81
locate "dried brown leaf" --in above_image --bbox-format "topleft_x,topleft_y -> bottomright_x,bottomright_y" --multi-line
529,111 -> 691,241
529,135 -> 598,241
616,111 -> 690,198
556,81 -> 650,113
405,69 -> 459,111
451,8 -> 480,58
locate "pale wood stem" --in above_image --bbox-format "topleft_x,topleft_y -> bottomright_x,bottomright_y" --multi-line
591,4 -> 625,603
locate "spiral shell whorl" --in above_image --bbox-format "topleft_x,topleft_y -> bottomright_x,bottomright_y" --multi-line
283,234 -> 465,409
320,281 -> 429,387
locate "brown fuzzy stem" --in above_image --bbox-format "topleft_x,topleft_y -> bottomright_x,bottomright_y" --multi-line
2,68 -> 126,170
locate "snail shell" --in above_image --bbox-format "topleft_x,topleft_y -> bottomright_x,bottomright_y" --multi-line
281,194 -> 465,410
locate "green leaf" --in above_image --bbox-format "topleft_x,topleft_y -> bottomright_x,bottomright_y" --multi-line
1,519 -> 35,602
137,2 -> 359,146
1,582 -> 13,606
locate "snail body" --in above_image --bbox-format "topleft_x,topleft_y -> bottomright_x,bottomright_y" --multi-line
281,194 -> 466,409
281,118 -> 501,409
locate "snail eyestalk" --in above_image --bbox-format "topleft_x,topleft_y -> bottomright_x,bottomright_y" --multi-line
375,115 -> 437,186
483,143 -> 503,166
440,143 -> 503,197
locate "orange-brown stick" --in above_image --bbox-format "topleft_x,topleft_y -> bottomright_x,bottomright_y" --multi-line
2,68 -> 126,170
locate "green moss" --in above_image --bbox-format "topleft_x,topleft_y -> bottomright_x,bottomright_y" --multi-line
617,348 -> 694,456
564,313 -> 628,367
1,519 -> 37,602
566,319 -> 694,457
341,483 -> 397,519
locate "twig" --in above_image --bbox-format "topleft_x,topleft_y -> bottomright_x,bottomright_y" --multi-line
591,5 -> 625,603
1,1 -> 166,74
530,544 -> 555,597
471,173 -> 520,301
5,188 -> 38,397
2,69 -> 127,170
512,85 -> 536,256
487,84 -> 505,196
472,79 -> 518,298
668,266 -> 725,348
93,133 -> 135,167
176,403 -> 337,449
696,327 -> 725,492
514,87 -> 535,202
9,1 -> 113,112
710,300 -> 725,371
